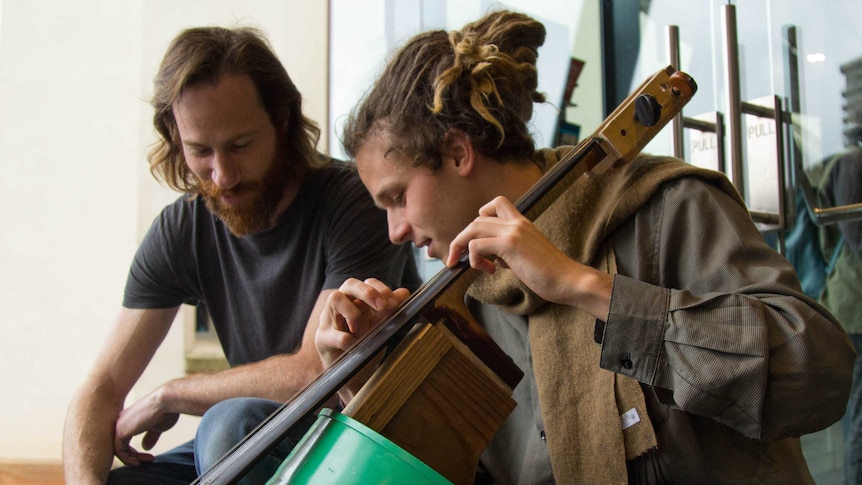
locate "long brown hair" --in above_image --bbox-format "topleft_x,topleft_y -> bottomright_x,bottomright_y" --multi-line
148,26 -> 325,194
342,10 -> 546,170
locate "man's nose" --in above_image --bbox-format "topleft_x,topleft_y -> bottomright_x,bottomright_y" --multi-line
211,152 -> 240,189
388,211 -> 410,245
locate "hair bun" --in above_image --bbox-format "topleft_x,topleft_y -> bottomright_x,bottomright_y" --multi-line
451,32 -> 501,72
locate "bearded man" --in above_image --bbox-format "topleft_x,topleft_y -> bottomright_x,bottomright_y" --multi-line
62,26 -> 420,485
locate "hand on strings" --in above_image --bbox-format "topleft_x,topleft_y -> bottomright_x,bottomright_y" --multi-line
445,196 -> 612,320
316,278 -> 410,402
316,278 -> 410,369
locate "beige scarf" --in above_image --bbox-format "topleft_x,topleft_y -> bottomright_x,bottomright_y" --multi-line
467,148 -> 743,483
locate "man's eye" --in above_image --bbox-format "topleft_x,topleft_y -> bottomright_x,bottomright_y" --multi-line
391,193 -> 403,205
231,141 -> 250,151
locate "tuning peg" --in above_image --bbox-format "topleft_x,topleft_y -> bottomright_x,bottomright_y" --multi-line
634,94 -> 661,127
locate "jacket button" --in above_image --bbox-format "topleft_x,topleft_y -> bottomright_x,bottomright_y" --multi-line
622,358 -> 633,370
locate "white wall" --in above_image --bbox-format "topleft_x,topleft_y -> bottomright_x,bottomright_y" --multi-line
0,0 -> 328,464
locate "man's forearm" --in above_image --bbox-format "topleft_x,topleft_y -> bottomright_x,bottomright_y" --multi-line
160,351 -> 324,416
63,388 -> 120,484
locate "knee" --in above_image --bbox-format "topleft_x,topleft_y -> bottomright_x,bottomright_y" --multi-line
107,463 -> 196,485
195,397 -> 280,472
106,467 -> 135,485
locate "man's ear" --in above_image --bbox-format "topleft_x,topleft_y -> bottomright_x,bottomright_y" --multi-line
443,129 -> 475,176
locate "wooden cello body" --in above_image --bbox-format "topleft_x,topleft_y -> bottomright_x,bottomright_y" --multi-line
194,65 -> 697,485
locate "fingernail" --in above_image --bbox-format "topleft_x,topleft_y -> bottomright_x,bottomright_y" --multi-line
375,297 -> 386,310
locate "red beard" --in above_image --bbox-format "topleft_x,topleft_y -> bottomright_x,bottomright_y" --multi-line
199,152 -> 293,237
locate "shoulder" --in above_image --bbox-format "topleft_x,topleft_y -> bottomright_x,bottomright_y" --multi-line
142,194 -> 223,249
314,159 -> 363,187
665,173 -> 725,189
157,193 -> 206,219
660,175 -> 743,208
642,176 -> 758,243
633,155 -> 746,209
602,155 -> 746,229
308,160 -> 374,208
152,194 -> 214,231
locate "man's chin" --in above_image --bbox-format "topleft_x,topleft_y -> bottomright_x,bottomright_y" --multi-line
208,201 -> 271,237
222,221 -> 257,237
221,212 -> 271,236
200,171 -> 285,237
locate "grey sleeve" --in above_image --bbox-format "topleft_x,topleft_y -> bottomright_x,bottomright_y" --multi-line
123,202 -> 193,309
600,177 -> 855,440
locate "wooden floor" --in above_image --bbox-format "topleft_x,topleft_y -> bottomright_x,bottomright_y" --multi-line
0,463 -> 64,485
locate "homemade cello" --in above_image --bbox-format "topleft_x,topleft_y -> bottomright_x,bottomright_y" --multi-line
193,64 -> 697,484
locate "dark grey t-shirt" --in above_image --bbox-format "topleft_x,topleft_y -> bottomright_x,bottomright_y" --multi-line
123,160 -> 421,366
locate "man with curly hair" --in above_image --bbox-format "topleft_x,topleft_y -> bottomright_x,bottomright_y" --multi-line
315,10 -> 855,484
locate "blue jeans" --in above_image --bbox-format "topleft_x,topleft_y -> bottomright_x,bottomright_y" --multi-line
107,397 -> 314,484
845,334 -> 862,485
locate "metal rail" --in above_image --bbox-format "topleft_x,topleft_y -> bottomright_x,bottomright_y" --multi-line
667,6 -> 862,252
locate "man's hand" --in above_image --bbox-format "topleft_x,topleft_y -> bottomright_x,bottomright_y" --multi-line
315,278 -> 409,400
446,196 -> 613,321
316,278 -> 408,367
113,387 -> 180,466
